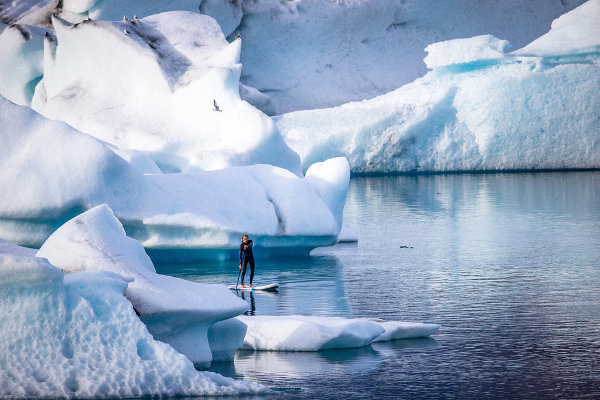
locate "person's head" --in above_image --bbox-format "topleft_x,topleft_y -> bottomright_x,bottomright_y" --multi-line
242,234 -> 249,243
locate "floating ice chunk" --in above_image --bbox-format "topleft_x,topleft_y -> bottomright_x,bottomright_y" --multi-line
370,320 -> 441,342
0,98 -> 348,256
36,204 -> 248,367
238,315 -> 385,351
424,35 -> 510,69
0,252 -> 266,398
238,315 -> 440,351
513,0 -> 600,56
31,11 -> 301,174
277,1 -> 600,174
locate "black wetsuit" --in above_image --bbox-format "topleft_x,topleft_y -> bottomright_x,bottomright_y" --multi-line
239,240 -> 255,285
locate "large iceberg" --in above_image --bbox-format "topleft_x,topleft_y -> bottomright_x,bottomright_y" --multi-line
0,249 -> 266,397
0,98 -> 349,257
25,11 -> 300,174
36,204 -> 248,367
277,0 -> 600,173
2,0 -> 586,114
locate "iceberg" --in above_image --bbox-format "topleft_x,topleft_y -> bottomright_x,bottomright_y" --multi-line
2,0 -> 586,114
28,11 -> 300,174
235,0 -> 585,114
277,0 -> 600,173
238,315 -> 439,351
0,98 -> 349,257
36,204 -> 248,367
0,249 -> 266,397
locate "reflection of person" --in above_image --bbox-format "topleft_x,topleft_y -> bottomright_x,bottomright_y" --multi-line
239,234 -> 255,288
240,290 -> 256,316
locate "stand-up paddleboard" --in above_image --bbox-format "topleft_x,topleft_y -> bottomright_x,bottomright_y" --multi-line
228,283 -> 279,291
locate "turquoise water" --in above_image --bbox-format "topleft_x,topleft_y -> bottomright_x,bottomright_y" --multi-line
156,172 -> 600,399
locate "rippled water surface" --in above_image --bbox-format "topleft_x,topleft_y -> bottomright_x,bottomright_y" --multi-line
157,172 -> 600,399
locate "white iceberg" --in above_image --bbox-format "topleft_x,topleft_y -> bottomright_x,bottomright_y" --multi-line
30,11 -> 300,174
237,315 -> 439,351
0,98 -> 349,257
36,204 -> 249,367
277,0 -> 600,173
0,250 -> 266,398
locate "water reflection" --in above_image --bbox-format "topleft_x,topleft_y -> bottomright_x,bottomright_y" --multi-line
161,172 -> 600,399
155,254 -> 352,317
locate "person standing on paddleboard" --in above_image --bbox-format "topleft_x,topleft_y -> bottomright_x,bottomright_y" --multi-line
239,234 -> 255,288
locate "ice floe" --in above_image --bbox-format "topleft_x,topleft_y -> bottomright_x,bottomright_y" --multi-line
238,315 -> 439,351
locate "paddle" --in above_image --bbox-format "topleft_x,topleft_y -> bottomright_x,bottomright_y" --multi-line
235,264 -> 242,290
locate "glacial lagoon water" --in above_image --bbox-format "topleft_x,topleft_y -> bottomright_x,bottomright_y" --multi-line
156,172 -> 600,399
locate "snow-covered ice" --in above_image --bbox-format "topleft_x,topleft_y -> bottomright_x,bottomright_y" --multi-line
277,0 -> 600,173
36,204 -> 249,367
0,249 -> 266,398
2,0 -> 586,114
27,11 -> 300,174
0,98 -> 349,256
238,315 -> 439,351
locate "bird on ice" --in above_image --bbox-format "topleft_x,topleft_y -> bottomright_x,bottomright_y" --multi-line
124,29 -> 130,35
123,16 -> 129,22
213,99 -> 222,112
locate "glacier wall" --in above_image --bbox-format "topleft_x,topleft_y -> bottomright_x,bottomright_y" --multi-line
276,1 -> 600,173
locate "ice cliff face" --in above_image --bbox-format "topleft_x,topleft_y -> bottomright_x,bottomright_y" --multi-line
277,1 -> 600,173
0,245 -> 266,398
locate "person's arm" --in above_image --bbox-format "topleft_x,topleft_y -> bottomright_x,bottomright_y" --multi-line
247,240 -> 253,249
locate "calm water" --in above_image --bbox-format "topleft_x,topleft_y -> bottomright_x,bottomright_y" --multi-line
156,172 -> 600,399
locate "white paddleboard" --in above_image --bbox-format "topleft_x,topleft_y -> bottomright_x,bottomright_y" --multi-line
228,283 -> 279,291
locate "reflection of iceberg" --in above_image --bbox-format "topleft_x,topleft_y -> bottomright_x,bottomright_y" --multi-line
233,346 -> 383,380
